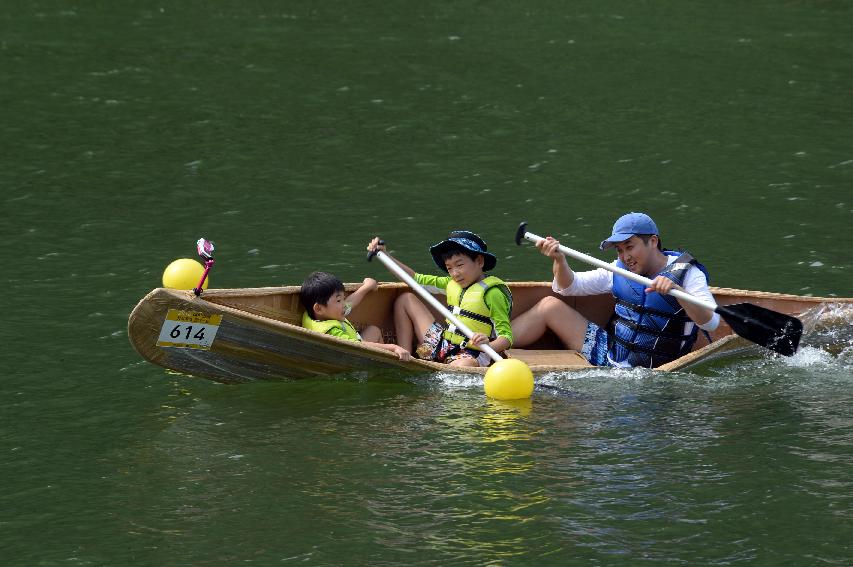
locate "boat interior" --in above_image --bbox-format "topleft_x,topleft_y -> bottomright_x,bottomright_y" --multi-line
198,281 -> 742,366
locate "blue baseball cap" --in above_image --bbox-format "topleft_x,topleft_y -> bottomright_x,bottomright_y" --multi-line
430,230 -> 497,272
600,212 -> 659,250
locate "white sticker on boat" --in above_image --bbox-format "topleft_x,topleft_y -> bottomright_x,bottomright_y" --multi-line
156,309 -> 222,350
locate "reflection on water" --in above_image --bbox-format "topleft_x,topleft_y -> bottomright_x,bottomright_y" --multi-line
479,398 -> 533,440
354,394 -> 551,561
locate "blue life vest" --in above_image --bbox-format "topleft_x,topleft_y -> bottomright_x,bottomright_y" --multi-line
609,251 -> 709,368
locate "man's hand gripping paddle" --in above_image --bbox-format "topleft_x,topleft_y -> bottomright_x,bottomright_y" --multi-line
367,240 -> 534,399
193,238 -> 215,297
515,222 -> 803,357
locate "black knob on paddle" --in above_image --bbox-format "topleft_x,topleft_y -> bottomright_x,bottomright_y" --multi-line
366,239 -> 385,262
515,222 -> 528,246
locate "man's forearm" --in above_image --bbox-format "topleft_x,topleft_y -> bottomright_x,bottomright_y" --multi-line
553,256 -> 574,290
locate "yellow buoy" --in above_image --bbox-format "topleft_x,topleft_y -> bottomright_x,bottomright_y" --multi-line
162,258 -> 208,290
483,358 -> 534,400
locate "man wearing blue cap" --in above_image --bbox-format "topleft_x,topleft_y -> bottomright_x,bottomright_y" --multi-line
511,212 -> 720,368
367,232 -> 513,367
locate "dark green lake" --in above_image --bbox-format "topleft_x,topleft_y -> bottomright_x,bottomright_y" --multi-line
3,1 -> 851,564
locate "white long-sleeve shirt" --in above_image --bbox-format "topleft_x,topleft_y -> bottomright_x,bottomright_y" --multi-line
552,256 -> 721,332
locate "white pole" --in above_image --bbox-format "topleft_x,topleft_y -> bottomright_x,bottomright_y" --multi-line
521,231 -> 717,312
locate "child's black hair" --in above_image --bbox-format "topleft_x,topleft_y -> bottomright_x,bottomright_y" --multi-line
439,244 -> 481,264
300,271 -> 345,319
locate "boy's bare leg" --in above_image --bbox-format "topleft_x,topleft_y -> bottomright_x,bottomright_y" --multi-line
393,292 -> 437,353
361,325 -> 383,343
449,357 -> 480,368
511,296 -> 589,351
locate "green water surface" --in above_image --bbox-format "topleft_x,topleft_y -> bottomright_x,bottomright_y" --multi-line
2,1 -> 852,565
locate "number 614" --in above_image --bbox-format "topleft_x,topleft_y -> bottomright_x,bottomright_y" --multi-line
169,325 -> 205,341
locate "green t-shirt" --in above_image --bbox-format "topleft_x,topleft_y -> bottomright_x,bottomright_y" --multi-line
414,273 -> 513,345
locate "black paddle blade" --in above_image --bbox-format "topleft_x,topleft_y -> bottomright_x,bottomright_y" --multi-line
717,303 -> 803,356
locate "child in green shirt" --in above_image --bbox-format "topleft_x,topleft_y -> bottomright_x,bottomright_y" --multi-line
300,271 -> 410,361
366,231 -> 512,367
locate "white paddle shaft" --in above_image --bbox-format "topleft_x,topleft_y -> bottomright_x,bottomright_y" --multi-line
522,231 -> 717,312
373,250 -> 502,362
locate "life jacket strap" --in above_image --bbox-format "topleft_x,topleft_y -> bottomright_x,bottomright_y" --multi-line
613,313 -> 695,340
453,307 -> 492,326
611,334 -> 675,357
446,305 -> 494,331
615,298 -> 687,319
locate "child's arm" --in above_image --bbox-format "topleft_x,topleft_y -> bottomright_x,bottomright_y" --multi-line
366,341 -> 412,361
345,277 -> 378,312
367,237 -> 417,278
467,287 -> 513,353
468,334 -> 511,353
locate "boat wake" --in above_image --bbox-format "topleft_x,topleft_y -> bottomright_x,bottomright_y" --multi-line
704,303 -> 853,383
428,372 -> 484,390
783,345 -> 847,368
797,302 -> 853,364
414,302 -> 853,395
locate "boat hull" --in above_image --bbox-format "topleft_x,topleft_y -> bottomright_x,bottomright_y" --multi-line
128,283 -> 849,383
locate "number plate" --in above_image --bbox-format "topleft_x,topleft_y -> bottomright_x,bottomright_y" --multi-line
156,309 -> 222,350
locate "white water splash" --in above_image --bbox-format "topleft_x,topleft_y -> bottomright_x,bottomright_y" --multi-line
783,345 -> 836,368
798,302 -> 853,362
429,372 -> 483,390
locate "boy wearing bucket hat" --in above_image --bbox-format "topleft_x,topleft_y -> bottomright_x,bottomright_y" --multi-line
511,212 -> 720,368
366,231 -> 513,367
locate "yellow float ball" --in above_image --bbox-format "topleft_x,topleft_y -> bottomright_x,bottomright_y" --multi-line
162,258 -> 208,290
483,359 -> 534,400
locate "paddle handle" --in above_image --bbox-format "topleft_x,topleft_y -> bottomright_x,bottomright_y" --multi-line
193,237 -> 215,297
520,230 -> 717,313
371,250 -> 502,362
193,259 -> 213,297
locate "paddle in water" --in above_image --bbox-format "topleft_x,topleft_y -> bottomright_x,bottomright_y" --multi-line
515,222 -> 803,357
367,241 -> 534,399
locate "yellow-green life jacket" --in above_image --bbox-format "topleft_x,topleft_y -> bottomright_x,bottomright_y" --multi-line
442,276 -> 511,350
301,312 -> 361,342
